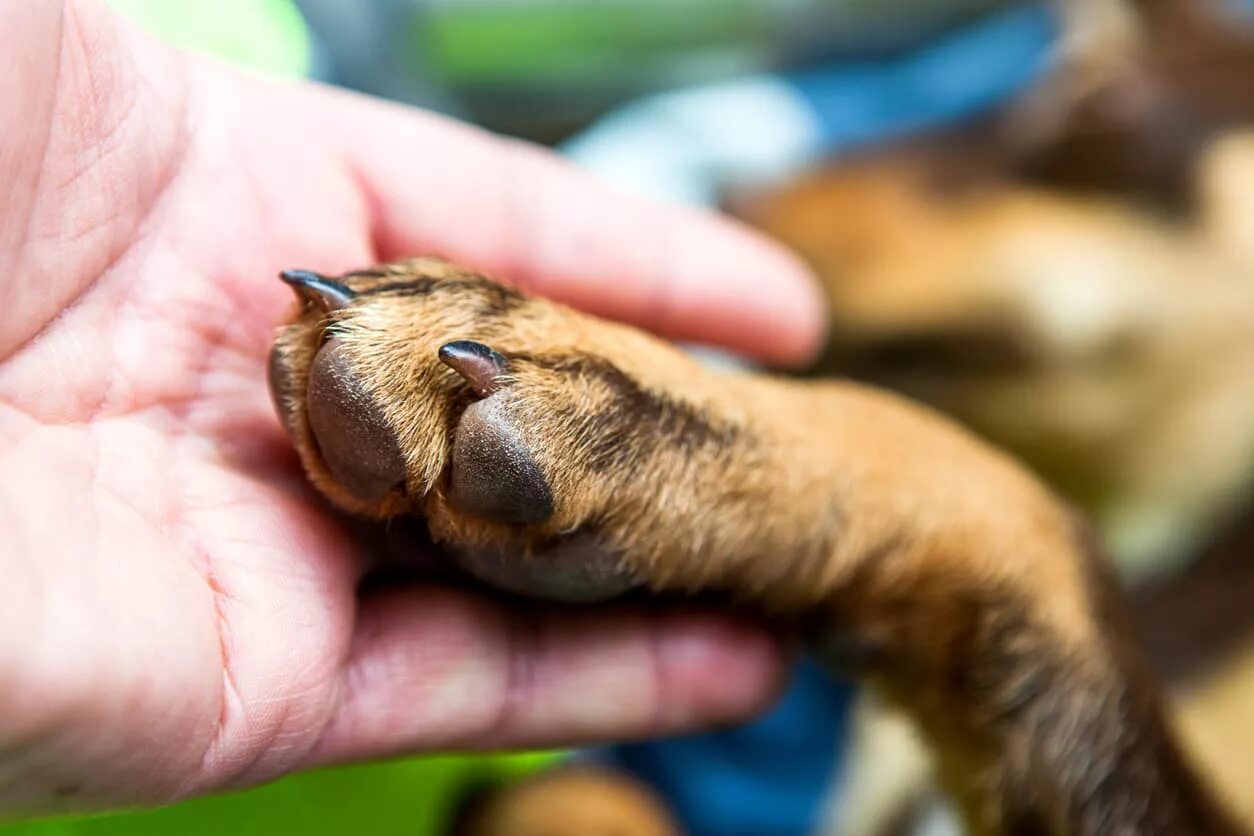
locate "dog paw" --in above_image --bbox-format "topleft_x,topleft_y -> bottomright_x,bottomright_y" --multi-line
269,258 -> 748,602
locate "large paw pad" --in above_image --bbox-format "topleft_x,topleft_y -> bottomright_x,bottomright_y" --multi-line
439,340 -> 555,525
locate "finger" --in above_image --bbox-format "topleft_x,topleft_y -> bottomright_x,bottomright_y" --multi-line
307,585 -> 787,766
313,92 -> 826,365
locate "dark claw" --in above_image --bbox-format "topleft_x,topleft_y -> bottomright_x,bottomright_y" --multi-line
438,340 -> 509,397
279,269 -> 356,312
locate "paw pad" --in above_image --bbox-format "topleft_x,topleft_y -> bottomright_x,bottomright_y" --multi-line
441,341 -> 555,525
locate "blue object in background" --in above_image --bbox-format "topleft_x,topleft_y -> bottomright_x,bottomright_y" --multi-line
607,661 -> 855,836
791,3 -> 1057,153
564,3 -> 1059,206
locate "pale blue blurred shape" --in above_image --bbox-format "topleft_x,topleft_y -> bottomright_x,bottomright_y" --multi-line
564,4 -> 1055,205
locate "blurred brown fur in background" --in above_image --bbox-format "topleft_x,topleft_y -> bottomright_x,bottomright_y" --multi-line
1014,0 -> 1254,210
737,0 -> 1254,586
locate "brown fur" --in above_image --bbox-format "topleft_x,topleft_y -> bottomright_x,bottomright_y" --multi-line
739,133 -> 1254,575
270,257 -> 1242,835
1012,0 -> 1254,209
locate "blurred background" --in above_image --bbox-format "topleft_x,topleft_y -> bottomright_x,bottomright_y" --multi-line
10,0 -> 1254,834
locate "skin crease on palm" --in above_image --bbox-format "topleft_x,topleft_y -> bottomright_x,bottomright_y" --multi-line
0,0 -> 826,816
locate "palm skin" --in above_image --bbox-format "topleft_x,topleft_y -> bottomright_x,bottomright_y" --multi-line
0,0 -> 824,816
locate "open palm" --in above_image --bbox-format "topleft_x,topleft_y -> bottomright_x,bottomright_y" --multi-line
0,0 -> 822,816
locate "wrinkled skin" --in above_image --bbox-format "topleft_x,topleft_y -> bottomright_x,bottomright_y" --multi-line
0,0 -> 825,817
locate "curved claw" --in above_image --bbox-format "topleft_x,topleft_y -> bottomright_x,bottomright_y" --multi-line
439,340 -> 509,397
280,269 -> 356,312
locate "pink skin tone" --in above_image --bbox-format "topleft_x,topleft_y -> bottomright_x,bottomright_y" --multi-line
0,0 -> 825,817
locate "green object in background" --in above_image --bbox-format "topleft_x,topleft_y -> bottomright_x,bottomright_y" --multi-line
425,1 -> 773,84
4,753 -> 560,836
109,0 -> 312,78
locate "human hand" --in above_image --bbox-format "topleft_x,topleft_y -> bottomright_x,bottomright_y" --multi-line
0,0 -> 823,817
